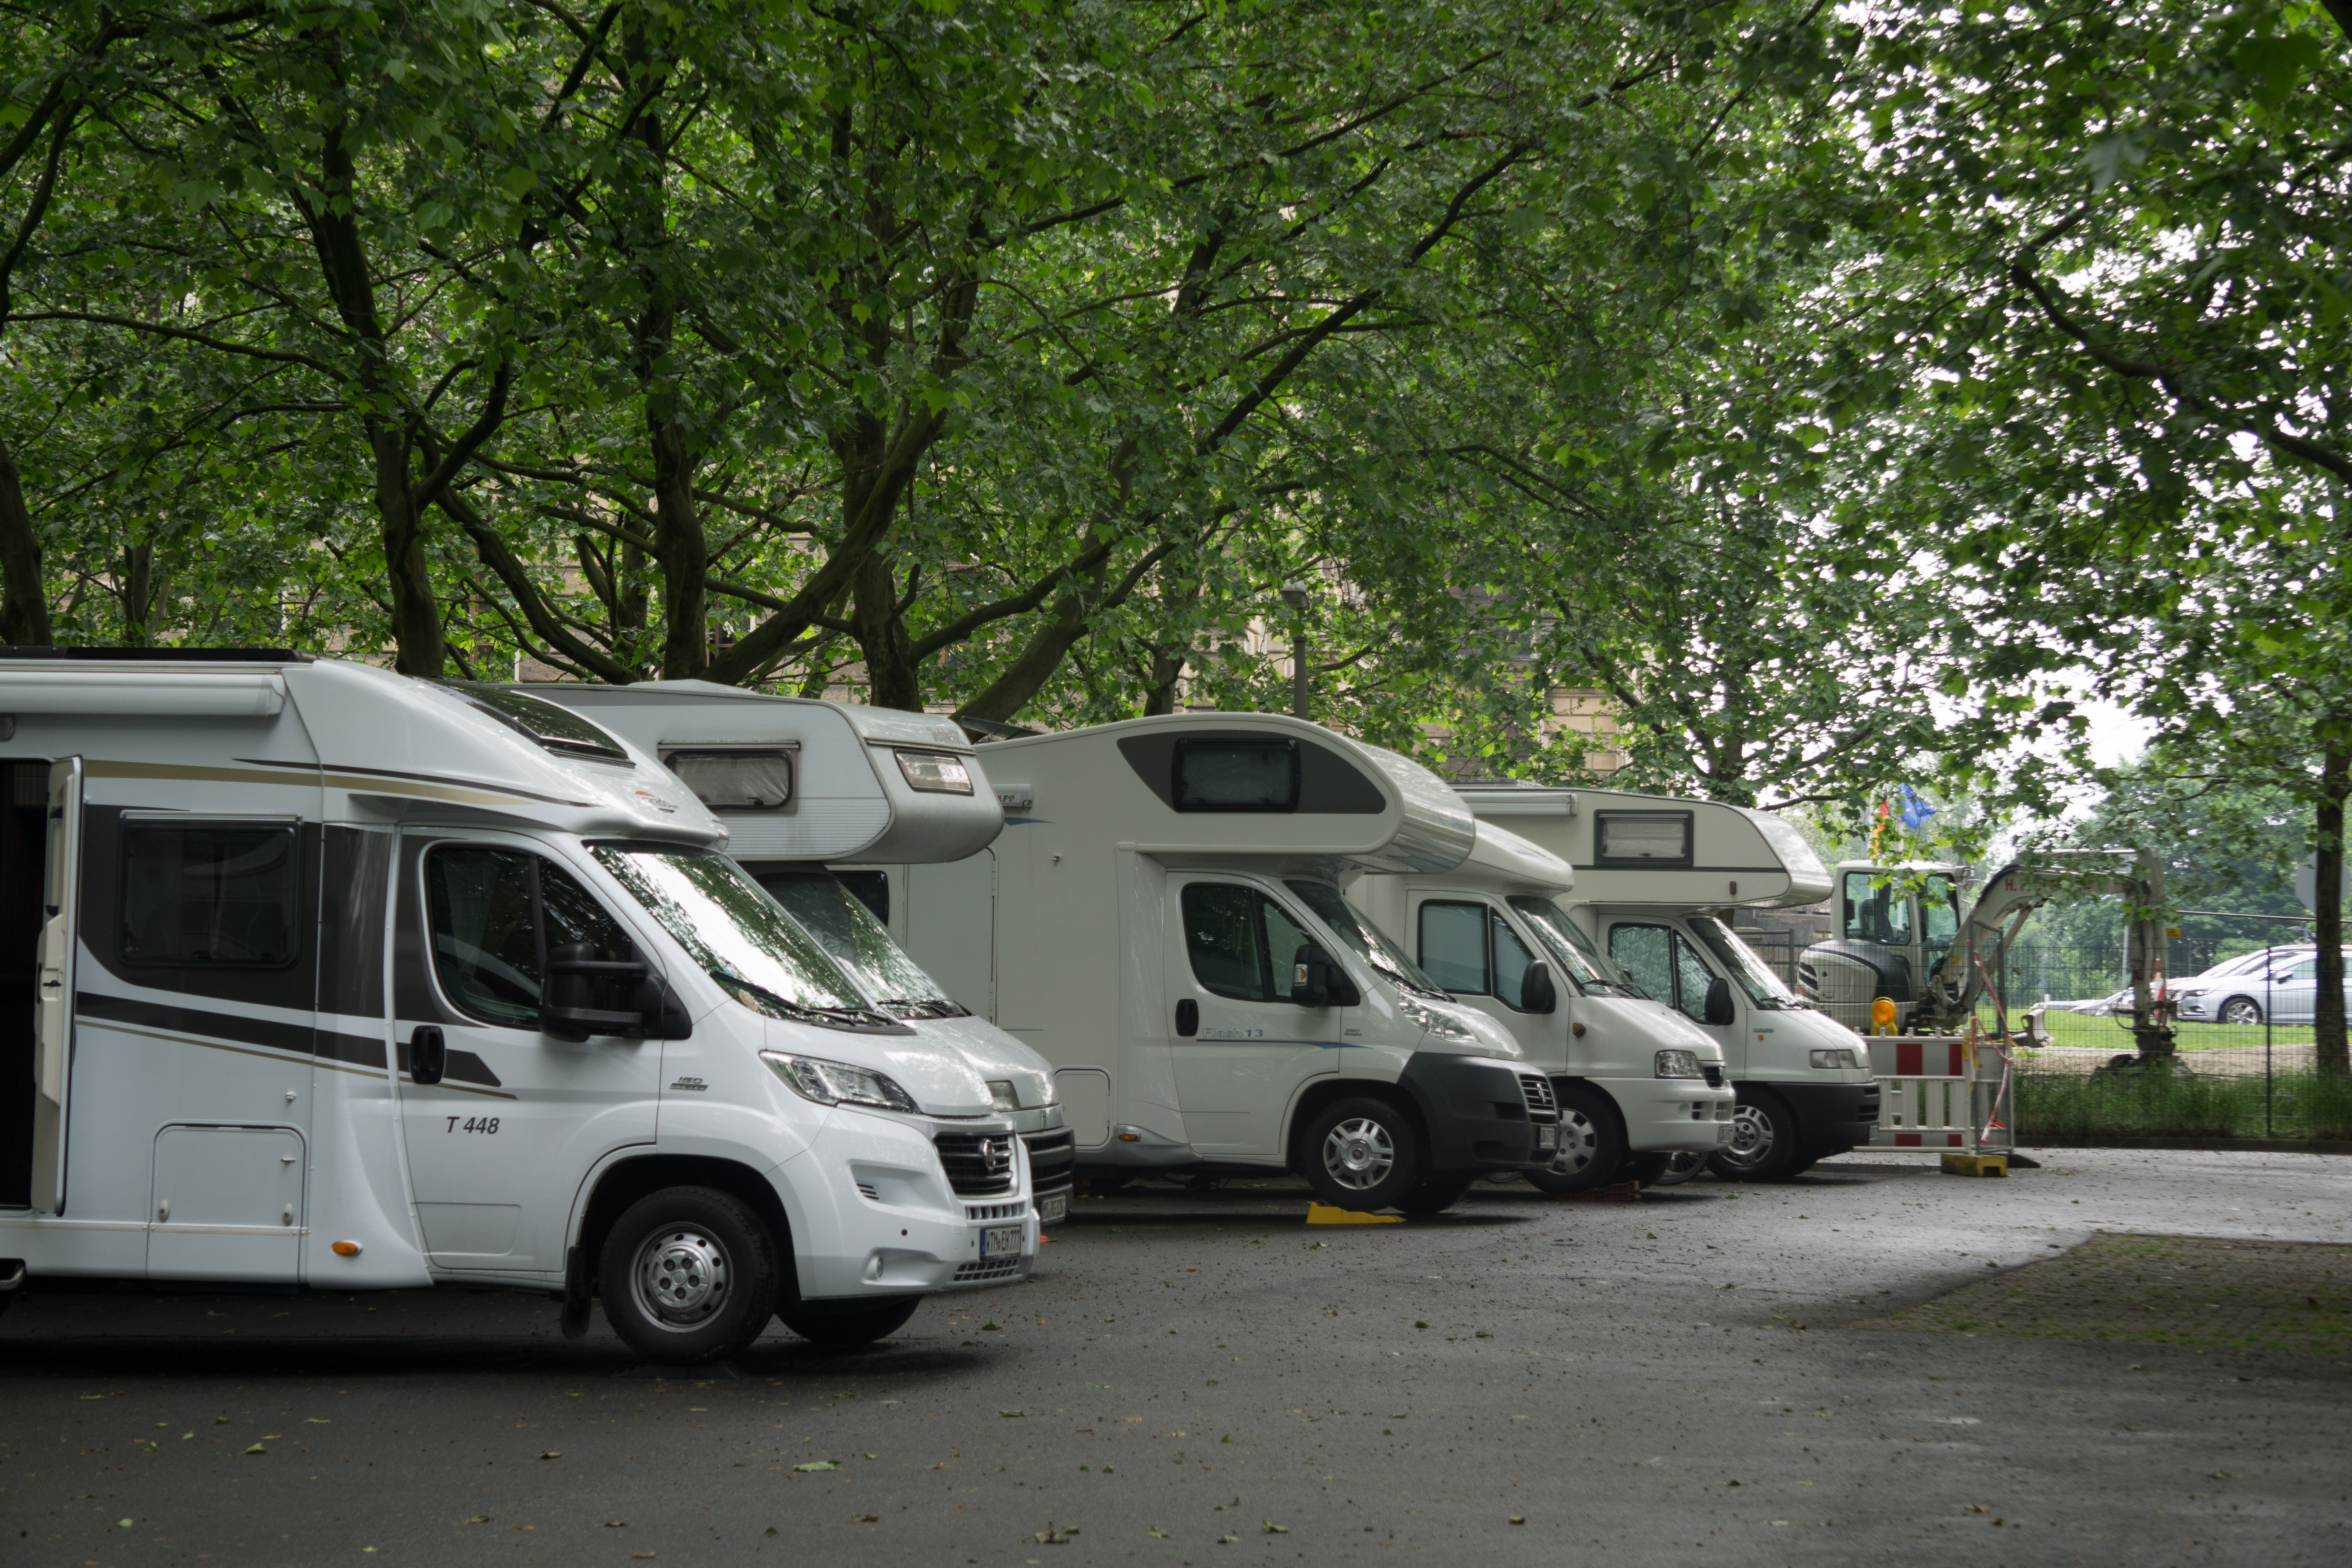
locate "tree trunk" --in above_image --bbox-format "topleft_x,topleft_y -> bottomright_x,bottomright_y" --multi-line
370,422 -> 445,676
852,553 -> 924,710
122,540 -> 152,644
647,411 -> 706,681
2316,744 -> 2349,1077
1143,646 -> 1189,715
0,433 -> 52,646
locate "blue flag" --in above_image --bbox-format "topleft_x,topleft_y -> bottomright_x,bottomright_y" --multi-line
1896,786 -> 1937,831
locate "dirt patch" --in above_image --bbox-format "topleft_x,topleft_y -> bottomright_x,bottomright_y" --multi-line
1859,1232 -> 2352,1355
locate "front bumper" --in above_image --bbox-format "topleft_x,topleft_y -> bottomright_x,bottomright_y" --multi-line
1597,1076 -> 1737,1154
1398,1054 -> 1549,1173
1758,1080 -> 1880,1153
785,1109 -> 1038,1302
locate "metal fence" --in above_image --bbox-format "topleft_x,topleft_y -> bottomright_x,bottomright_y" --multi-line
1733,927 -> 2351,1142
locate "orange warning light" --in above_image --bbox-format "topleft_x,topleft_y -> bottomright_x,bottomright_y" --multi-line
332,1241 -> 361,1257
1869,996 -> 1898,1033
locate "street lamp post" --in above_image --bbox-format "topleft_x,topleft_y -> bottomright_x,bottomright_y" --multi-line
1279,581 -> 1310,720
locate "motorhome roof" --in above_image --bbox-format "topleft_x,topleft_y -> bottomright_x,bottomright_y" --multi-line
1439,818 -> 1575,894
0,644 -> 311,663
517,680 -> 999,865
0,657 -> 725,845
978,711 -> 1476,875
1455,783 -> 1831,909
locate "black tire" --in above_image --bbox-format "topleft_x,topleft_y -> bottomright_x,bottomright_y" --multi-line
1300,1096 -> 1426,1212
1624,1152 -> 1671,1187
598,1186 -> 783,1365
1784,1152 -> 1820,1178
1650,1150 -> 1708,1187
1707,1090 -> 1802,1183
2217,995 -> 2263,1027
777,1294 -> 923,1348
1393,1176 -> 1473,1216
1526,1085 -> 1627,1196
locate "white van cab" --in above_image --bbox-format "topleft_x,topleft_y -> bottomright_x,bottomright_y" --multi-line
1458,784 -> 1878,1182
1348,819 -> 1735,1193
0,650 -> 1033,1361
861,714 -> 1560,1216
521,681 -> 1076,1224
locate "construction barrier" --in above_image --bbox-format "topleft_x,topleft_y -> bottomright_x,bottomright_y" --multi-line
1865,1029 -> 2014,1157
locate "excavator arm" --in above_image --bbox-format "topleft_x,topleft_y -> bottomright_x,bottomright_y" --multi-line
1913,848 -> 2176,1053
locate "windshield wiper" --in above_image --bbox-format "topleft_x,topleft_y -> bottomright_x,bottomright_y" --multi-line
877,997 -> 966,1018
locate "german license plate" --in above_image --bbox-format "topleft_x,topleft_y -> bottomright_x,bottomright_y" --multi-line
1716,1124 -> 1734,1145
1038,1193 -> 1068,1226
1535,1125 -> 1559,1152
980,1224 -> 1024,1259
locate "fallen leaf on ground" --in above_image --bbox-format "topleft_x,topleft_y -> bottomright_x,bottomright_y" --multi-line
794,1460 -> 838,1473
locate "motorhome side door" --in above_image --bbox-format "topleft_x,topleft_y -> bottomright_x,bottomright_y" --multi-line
392,832 -> 662,1273
28,756 -> 82,1212
1163,877 -> 1343,1160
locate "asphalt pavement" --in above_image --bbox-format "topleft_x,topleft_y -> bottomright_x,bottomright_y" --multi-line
4,1148 -> 2348,1567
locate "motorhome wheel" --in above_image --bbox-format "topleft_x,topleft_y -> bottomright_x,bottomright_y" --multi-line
1392,1176 -> 1473,1216
778,1295 -> 923,1348
599,1187 -> 783,1364
2218,996 -> 2263,1026
1706,1093 -> 1800,1183
1301,1097 -> 1425,1213
1524,1086 -> 1626,1196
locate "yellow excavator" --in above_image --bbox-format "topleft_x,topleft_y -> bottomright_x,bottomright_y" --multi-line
1798,849 -> 2177,1057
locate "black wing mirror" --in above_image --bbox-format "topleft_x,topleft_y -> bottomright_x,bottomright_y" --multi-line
544,941 -> 655,1041
1291,944 -> 1362,1009
1520,960 -> 1558,1015
1702,975 -> 1737,1027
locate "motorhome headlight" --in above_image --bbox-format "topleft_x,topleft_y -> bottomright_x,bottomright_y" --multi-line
895,749 -> 974,795
1397,995 -> 1478,1043
1809,1048 -> 1863,1070
761,1051 -> 920,1113
987,1079 -> 1022,1113
1653,1049 -> 1704,1080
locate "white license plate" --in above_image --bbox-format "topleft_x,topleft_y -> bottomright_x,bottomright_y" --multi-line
1536,1125 -> 1559,1152
1038,1193 -> 1068,1226
1716,1124 -> 1734,1144
980,1224 -> 1024,1259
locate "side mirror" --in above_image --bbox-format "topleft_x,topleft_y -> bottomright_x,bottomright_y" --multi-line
545,941 -> 653,1041
1520,960 -> 1558,1016
408,1024 -> 446,1086
1290,944 -> 1362,1009
1702,975 -> 1736,1027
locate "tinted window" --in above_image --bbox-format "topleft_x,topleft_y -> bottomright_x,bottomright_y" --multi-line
1286,879 -> 1444,997
1418,901 -> 1490,994
1172,738 -> 1298,811
1842,871 -> 1911,945
1491,913 -> 1537,1011
1610,922 -> 1720,1023
666,749 -> 794,810
439,682 -> 630,763
426,847 -> 639,1029
120,823 -> 301,968
757,870 -> 961,1018
1920,873 -> 1959,946
1594,810 -> 1692,867
1182,882 -> 1272,1000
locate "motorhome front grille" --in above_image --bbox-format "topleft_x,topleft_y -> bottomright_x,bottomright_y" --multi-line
1795,961 -> 1820,999
965,1201 -> 1026,1223
1517,1073 -> 1558,1122
935,1131 -> 1015,1196
1022,1127 -> 1077,1183
855,1182 -> 881,1202
954,1258 -> 1026,1284
1701,1065 -> 1725,1089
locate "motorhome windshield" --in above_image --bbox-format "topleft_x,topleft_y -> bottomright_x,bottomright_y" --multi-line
1285,879 -> 1446,998
591,846 -> 902,1032
1687,914 -> 1804,1009
755,871 -> 967,1020
1506,897 -> 1645,998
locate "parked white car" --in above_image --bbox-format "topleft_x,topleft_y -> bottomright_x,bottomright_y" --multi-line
2176,946 -> 2347,1026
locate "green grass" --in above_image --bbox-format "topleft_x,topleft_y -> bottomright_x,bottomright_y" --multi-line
2014,1067 -> 2352,1143
1980,1003 -> 2319,1054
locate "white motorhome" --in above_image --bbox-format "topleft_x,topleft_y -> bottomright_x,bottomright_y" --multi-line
856,714 -> 1561,1214
0,650 -> 1034,1362
521,681 -> 1076,1225
1457,784 -> 1879,1182
1348,820 -> 1736,1194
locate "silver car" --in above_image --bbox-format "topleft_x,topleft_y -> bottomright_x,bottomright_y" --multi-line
2176,947 -> 2348,1026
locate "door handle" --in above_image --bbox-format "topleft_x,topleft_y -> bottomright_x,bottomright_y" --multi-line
410,1025 -> 447,1086
1174,999 -> 1198,1037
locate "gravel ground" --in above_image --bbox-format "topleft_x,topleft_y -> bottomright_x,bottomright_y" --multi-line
3,1148 -> 2348,1567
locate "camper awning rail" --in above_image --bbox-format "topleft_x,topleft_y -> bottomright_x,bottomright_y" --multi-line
0,670 -> 287,717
